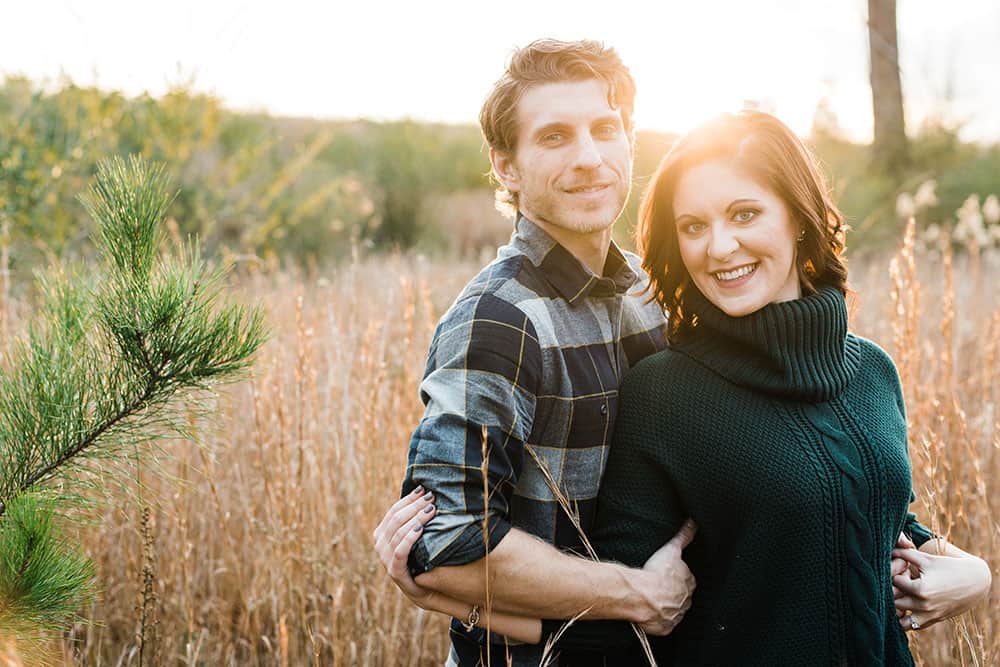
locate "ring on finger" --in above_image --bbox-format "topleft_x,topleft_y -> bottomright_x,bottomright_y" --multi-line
908,613 -> 920,631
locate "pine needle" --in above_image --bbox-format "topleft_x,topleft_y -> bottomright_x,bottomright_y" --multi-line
0,155 -> 267,632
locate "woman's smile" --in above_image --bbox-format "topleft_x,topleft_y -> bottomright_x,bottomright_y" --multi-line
673,160 -> 801,316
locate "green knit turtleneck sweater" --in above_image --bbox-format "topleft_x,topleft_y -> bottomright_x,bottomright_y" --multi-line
551,286 -> 931,666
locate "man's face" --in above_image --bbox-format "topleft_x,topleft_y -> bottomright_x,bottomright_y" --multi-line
493,79 -> 633,236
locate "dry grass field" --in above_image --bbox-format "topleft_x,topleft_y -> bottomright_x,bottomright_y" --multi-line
3,225 -> 996,666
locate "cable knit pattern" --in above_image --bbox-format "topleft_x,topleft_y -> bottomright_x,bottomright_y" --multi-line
551,287 -> 930,666
800,403 -> 883,665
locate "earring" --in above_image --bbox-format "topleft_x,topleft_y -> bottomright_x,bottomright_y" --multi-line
796,229 -> 806,243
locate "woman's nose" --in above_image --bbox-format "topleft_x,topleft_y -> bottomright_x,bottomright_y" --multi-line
707,226 -> 739,260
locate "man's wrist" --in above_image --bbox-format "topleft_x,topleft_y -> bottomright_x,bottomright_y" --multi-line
599,562 -> 654,623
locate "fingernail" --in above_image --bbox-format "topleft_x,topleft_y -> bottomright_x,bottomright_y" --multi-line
413,524 -> 423,532
412,485 -> 424,495
424,504 -> 435,513
422,492 -> 433,501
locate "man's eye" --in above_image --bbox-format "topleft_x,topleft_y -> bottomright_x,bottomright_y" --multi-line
542,133 -> 565,143
596,124 -> 619,137
734,209 -> 757,223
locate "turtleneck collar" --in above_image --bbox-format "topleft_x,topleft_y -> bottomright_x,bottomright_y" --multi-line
675,285 -> 861,402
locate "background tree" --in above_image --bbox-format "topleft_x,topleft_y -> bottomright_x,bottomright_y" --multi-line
0,156 -> 266,642
868,0 -> 909,174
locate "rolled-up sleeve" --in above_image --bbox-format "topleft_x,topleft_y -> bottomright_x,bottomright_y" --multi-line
402,293 -> 542,574
903,492 -> 935,548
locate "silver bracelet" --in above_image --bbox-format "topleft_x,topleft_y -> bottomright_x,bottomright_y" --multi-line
461,605 -> 480,632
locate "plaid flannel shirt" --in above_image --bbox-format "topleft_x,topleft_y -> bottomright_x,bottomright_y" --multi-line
402,216 -> 667,665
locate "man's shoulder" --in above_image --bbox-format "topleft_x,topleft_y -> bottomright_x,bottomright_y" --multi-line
459,250 -> 544,301
619,251 -> 664,312
435,251 -> 544,335
620,248 -> 645,273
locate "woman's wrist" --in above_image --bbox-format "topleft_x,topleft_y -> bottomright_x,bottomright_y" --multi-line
971,555 -> 993,598
414,592 -> 543,644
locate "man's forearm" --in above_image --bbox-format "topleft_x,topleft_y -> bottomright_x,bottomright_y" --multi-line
414,528 -> 649,621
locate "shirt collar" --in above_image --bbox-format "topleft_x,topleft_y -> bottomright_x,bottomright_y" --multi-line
511,215 -> 639,305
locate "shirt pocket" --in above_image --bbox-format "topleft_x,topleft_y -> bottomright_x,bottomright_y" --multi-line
566,393 -> 614,449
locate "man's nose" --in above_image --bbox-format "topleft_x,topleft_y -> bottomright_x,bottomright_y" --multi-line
573,136 -> 603,170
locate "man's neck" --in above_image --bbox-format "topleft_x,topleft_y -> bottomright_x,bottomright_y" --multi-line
530,218 -> 615,277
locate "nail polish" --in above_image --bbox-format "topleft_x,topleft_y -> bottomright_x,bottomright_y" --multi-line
424,504 -> 435,513
422,492 -> 433,501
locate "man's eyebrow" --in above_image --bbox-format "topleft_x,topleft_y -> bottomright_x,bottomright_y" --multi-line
533,122 -> 572,137
591,114 -> 622,126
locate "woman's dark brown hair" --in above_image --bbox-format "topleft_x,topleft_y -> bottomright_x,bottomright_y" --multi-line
637,110 -> 848,342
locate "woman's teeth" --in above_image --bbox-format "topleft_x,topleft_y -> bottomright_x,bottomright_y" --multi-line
714,264 -> 757,281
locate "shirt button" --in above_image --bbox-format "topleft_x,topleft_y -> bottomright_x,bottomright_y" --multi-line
600,404 -> 608,416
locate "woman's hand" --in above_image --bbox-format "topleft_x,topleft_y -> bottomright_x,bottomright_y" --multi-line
892,534 -> 992,632
372,486 -> 442,610
372,487 -> 544,643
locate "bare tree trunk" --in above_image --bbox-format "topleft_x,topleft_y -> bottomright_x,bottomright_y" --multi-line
868,0 -> 909,173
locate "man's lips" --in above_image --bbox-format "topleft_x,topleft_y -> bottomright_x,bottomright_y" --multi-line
563,183 -> 612,194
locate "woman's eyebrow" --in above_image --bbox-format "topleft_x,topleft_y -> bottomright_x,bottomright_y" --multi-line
674,212 -> 701,224
725,198 -> 763,213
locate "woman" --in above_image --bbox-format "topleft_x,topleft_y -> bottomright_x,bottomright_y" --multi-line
535,109 -> 992,664
378,111 -> 991,664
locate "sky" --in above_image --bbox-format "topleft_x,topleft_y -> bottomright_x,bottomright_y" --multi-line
3,0 -> 999,142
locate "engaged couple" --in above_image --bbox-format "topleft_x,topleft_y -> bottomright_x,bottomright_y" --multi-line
371,39 -> 991,666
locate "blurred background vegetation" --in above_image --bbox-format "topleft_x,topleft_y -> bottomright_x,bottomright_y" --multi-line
1,74 -> 999,278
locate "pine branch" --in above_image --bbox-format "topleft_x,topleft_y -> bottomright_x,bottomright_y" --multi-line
0,379 -> 156,517
0,492 -> 94,630
0,154 -> 267,633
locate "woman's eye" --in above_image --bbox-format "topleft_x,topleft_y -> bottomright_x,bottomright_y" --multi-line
596,124 -> 618,137
682,222 -> 706,235
542,133 -> 565,143
734,209 -> 756,223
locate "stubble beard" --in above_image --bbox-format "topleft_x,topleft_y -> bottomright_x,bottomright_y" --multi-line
523,181 -> 629,236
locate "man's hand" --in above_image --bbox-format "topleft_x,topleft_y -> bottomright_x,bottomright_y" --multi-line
893,535 -> 992,632
891,533 -> 916,584
634,519 -> 698,636
372,486 -> 439,607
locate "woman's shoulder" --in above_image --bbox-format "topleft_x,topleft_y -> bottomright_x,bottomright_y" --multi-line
848,333 -> 901,379
627,345 -> 701,379
622,346 -> 720,403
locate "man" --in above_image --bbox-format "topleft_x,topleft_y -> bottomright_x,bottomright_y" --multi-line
372,39 -> 695,666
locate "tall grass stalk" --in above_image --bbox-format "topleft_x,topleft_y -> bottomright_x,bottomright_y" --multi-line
23,238 -> 995,665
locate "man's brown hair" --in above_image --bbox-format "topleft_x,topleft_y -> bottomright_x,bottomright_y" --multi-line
637,110 -> 849,343
479,39 -> 636,216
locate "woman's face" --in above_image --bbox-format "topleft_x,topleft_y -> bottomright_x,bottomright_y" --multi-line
672,160 -> 802,317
